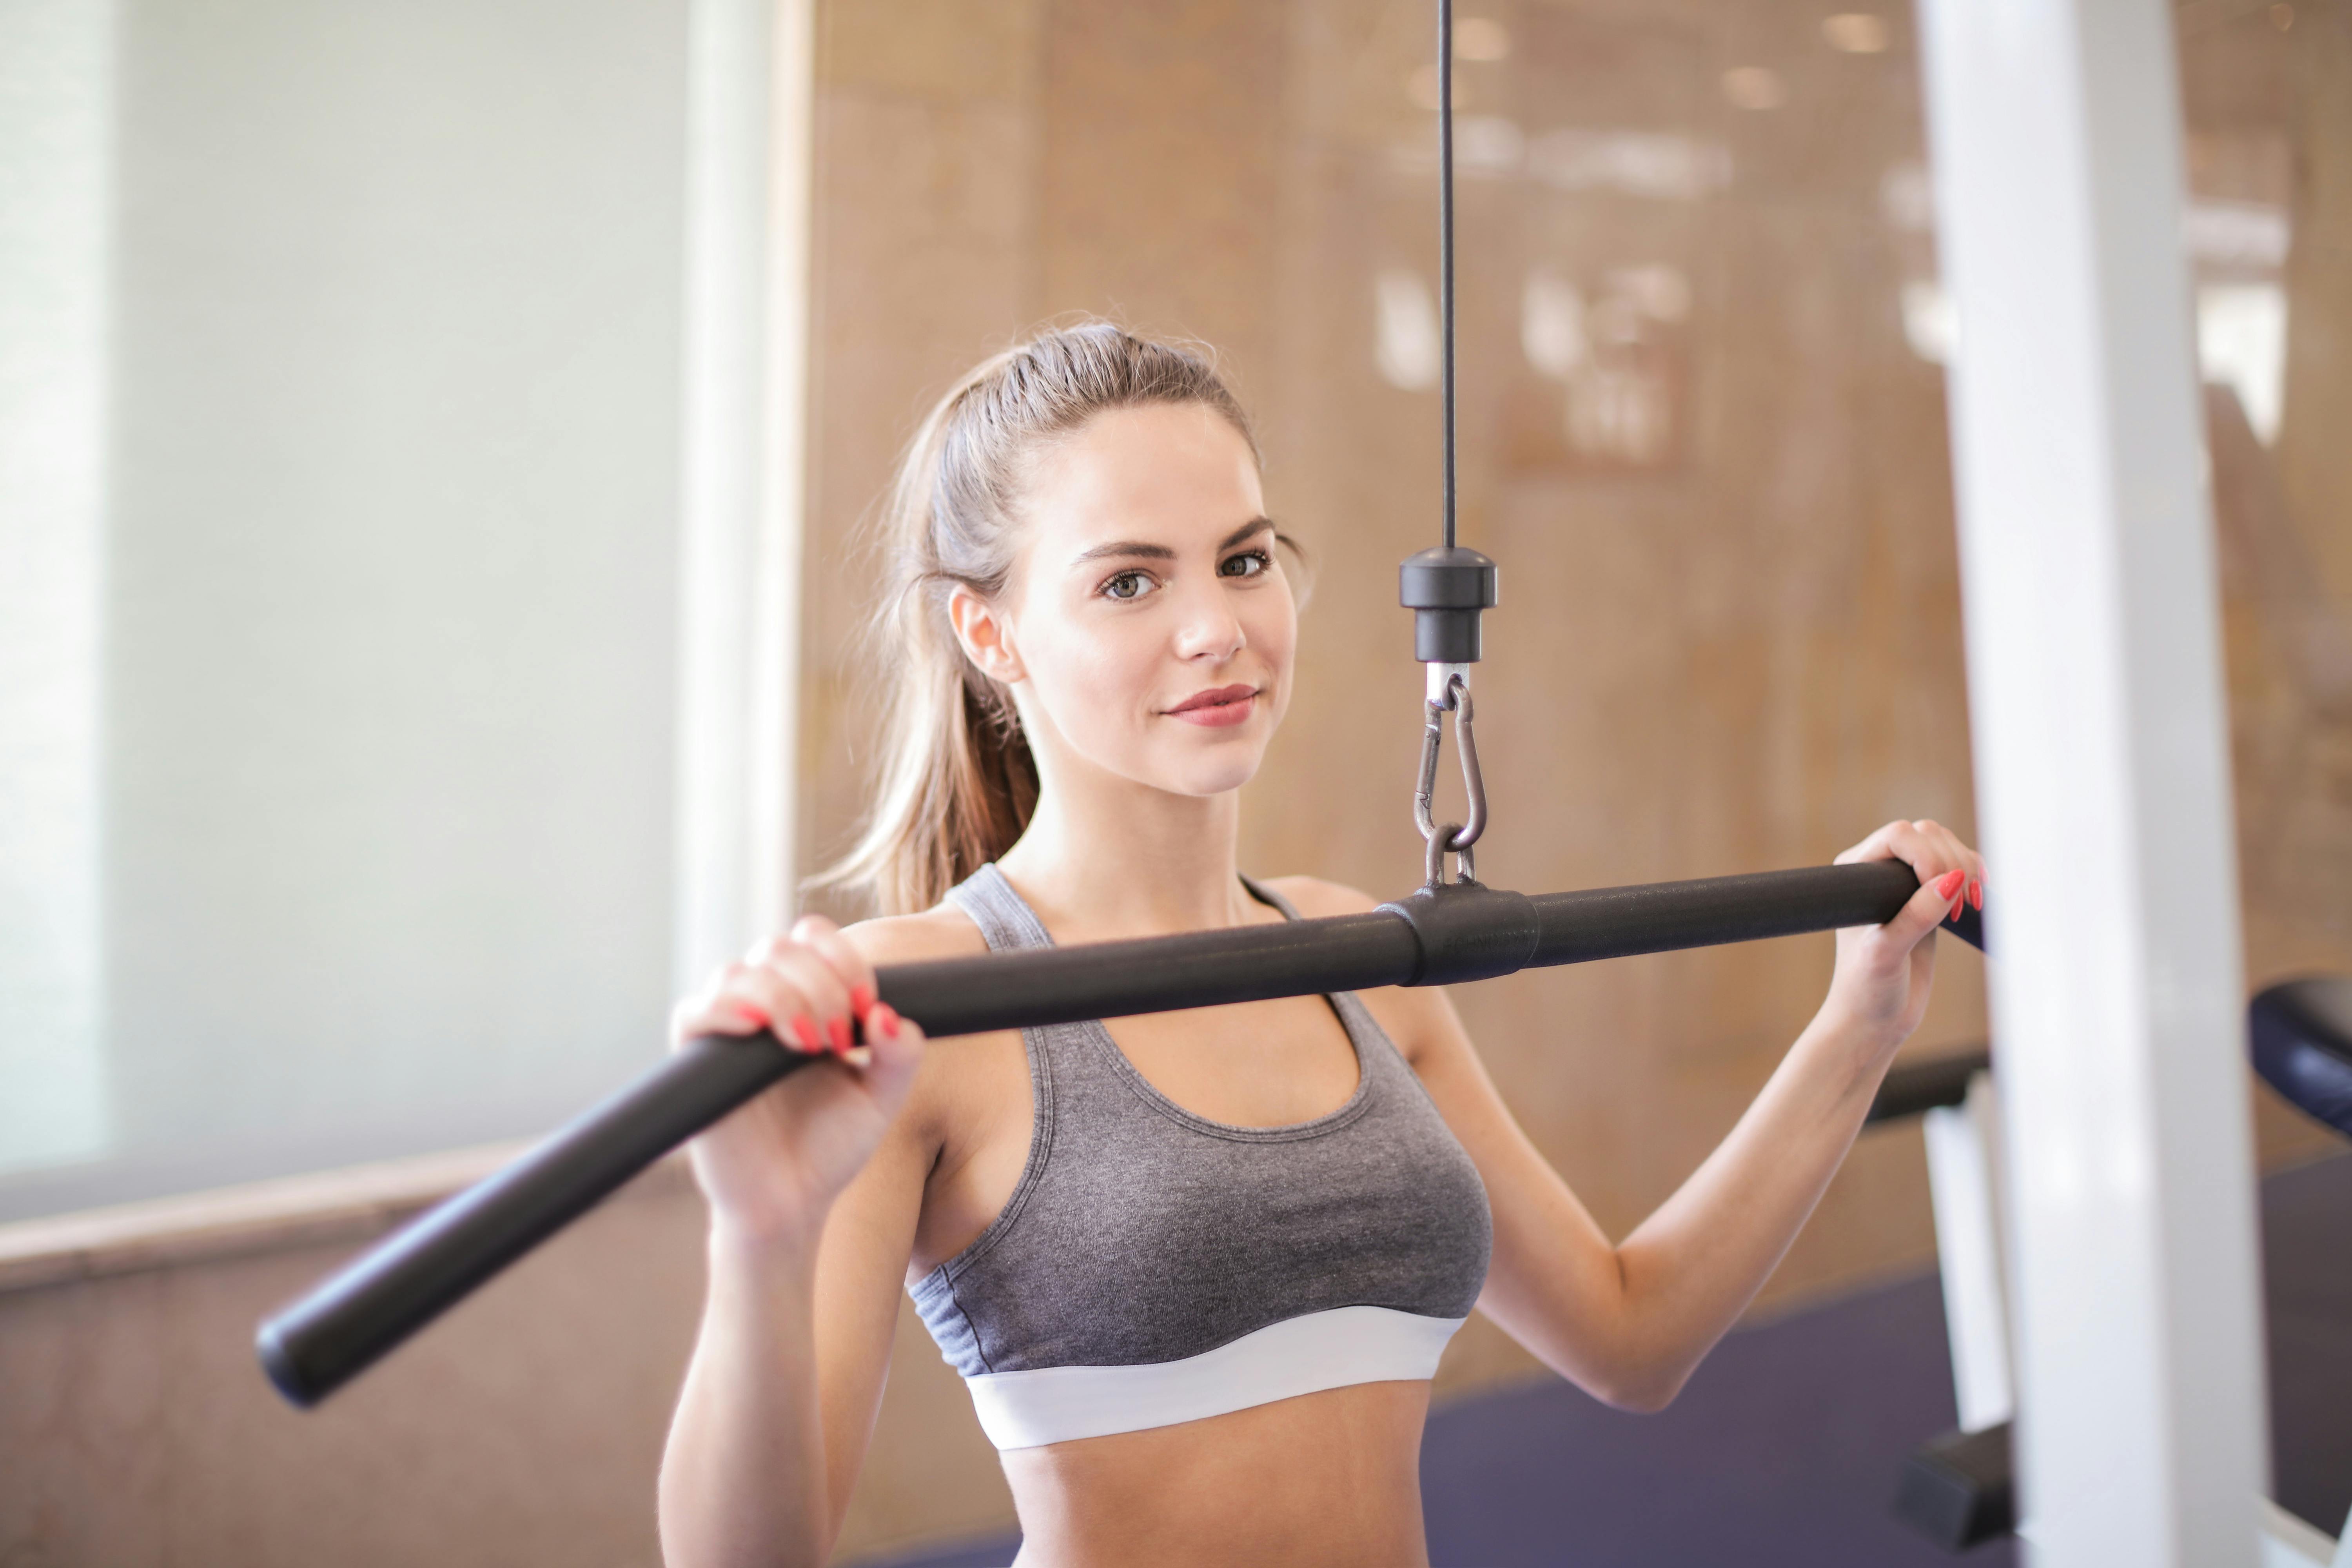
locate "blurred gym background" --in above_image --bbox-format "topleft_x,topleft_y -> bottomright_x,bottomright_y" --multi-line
2,0 -> 2346,1563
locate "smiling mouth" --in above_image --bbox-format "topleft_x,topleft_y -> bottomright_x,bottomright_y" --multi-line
1165,684 -> 1260,726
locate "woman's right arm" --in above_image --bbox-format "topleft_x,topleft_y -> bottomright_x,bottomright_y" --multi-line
656,915 -> 931,1568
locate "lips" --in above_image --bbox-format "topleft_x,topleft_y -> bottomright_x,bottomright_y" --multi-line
1165,683 -> 1259,728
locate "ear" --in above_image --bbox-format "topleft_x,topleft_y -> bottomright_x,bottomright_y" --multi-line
946,582 -> 1025,686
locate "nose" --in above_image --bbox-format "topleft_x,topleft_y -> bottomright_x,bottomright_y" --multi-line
1171,579 -> 1245,664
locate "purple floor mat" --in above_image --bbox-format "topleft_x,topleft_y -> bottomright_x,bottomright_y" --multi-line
1417,1272 -> 2009,1566
2265,1153 -> 2352,1539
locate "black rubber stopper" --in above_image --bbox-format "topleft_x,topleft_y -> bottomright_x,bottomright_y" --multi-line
1895,1422 -> 2015,1549
1399,545 -> 1498,664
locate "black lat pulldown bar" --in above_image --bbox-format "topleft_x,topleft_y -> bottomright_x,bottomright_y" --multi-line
256,860 -> 1985,1408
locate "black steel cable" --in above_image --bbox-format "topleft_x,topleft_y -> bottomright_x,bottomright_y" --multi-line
1437,0 -> 1456,550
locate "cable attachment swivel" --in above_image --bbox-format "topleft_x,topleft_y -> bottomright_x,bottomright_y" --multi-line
1414,672 -> 1487,887
1401,546 -> 1497,887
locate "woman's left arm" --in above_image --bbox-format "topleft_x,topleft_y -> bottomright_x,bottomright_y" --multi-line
1388,818 -> 1980,1413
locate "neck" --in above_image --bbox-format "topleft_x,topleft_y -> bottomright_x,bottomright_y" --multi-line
993,756 -> 1258,942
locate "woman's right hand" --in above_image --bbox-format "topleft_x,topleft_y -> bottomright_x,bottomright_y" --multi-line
668,914 -> 925,1245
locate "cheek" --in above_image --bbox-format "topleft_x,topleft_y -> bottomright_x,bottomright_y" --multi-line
1021,606 -> 1163,717
1245,587 -> 1298,673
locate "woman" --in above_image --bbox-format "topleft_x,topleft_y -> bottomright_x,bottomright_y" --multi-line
657,324 -> 1984,1568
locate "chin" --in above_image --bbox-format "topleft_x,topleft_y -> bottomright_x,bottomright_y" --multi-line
1150,747 -> 1265,799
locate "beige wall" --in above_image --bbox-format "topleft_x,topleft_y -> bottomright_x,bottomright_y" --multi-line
0,1166 -> 1009,1567
7,4 -> 2352,1568
1,1168 -> 704,1568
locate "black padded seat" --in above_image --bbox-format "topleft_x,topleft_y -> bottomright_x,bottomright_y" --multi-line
2252,978 -> 2352,1140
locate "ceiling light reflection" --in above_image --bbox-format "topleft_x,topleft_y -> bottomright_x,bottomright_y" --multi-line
1722,66 -> 1786,111
1375,268 -> 1441,391
1455,17 -> 1510,61
1901,279 -> 1955,364
1822,14 -> 1890,53
1528,129 -> 1731,201
2185,200 -> 2290,269
2200,284 -> 2287,442
1880,162 -> 1934,232
1522,270 -> 1588,380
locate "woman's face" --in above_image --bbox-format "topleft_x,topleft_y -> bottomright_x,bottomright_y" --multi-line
955,401 -> 1295,802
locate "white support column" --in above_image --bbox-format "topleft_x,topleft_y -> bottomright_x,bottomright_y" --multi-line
673,0 -> 816,990
2256,1499 -> 2342,1568
1913,1 -> 2267,1564
1922,1074 -> 2014,1435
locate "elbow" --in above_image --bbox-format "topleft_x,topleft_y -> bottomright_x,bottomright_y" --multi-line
1583,1356 -> 1695,1416
1592,1379 -> 1676,1416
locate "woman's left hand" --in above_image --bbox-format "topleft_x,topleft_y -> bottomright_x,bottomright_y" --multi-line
1822,818 -> 1985,1062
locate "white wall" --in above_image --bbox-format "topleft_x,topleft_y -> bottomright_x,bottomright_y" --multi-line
0,0 -> 114,1179
0,0 -> 692,1220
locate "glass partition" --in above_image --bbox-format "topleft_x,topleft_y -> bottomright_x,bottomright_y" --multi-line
800,0 -> 2351,1325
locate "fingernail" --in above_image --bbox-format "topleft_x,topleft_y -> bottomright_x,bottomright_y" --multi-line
738,1000 -> 770,1027
873,1003 -> 901,1041
842,1046 -> 874,1068
1969,880 -> 1983,911
790,1016 -> 821,1053
851,984 -> 875,1016
828,1016 -> 853,1055
1935,869 -> 1966,899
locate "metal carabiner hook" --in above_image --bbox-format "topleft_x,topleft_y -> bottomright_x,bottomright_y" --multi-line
1413,673 -> 1488,886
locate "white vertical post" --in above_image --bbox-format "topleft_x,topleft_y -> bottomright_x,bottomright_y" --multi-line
673,0 -> 815,991
2254,1498 -> 2344,1568
752,0 -> 817,947
1914,1 -> 2267,1563
1922,1074 -> 2014,1434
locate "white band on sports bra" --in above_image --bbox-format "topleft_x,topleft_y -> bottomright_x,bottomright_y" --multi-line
961,1305 -> 1466,1451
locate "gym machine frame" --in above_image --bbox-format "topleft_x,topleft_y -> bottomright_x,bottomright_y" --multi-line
1874,984 -> 2352,1566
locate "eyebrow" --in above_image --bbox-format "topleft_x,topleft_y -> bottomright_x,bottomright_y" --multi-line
1069,516 -> 1275,568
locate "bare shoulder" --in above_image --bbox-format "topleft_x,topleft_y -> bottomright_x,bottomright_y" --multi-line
1260,874 -> 1387,919
840,902 -> 989,966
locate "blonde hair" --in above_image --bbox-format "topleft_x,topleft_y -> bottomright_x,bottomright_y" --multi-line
812,322 -> 1263,916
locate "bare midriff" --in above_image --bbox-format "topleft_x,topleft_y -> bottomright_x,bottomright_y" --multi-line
996,1379 -> 1434,1567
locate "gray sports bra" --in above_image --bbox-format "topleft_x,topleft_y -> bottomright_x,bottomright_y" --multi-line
909,863 -> 1492,1450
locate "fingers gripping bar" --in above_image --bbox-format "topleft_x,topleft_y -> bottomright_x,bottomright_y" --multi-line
255,859 -> 1984,1408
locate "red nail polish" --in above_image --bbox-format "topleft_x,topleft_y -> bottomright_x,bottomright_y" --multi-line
738,1000 -> 770,1027
828,1016 -> 852,1055
873,1003 -> 900,1041
851,984 -> 875,1016
791,1016 -> 821,1053
1935,869 -> 1966,899
1969,880 -> 1983,911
